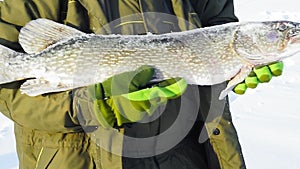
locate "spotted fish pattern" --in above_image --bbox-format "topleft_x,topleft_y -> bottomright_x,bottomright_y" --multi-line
1,19 -> 300,99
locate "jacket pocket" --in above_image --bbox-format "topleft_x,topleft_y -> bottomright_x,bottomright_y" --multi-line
35,147 -> 58,169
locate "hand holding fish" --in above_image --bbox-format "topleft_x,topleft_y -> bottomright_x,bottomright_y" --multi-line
233,61 -> 284,94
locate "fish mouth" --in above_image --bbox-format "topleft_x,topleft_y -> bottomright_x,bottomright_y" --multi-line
280,22 -> 300,59
287,22 -> 300,43
289,32 -> 300,44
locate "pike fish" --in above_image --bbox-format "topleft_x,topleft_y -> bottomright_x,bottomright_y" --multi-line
1,19 -> 300,99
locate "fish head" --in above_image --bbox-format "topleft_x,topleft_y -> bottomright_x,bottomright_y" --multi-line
232,21 -> 300,65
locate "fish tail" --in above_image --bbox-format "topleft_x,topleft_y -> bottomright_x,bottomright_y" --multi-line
0,44 -> 27,84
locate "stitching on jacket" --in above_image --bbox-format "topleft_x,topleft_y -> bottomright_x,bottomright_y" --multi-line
35,147 -> 44,169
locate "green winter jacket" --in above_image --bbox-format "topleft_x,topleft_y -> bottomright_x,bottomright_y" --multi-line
0,0 -> 245,168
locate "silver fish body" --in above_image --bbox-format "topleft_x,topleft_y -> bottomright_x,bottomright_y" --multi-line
1,19 -> 300,99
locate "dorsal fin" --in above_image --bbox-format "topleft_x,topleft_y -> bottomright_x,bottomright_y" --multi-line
19,18 -> 86,54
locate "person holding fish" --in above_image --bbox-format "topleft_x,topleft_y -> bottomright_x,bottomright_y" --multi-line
0,0 -> 284,168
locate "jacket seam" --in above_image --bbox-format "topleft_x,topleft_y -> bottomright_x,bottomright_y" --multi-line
209,138 -> 225,169
35,147 -> 44,169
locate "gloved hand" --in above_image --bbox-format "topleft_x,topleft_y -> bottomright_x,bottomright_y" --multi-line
87,66 -> 187,128
233,61 -> 284,94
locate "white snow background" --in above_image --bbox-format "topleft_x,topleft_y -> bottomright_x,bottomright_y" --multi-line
1,0 -> 300,168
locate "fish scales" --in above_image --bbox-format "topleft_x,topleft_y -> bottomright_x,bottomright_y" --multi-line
1,19 -> 300,99
26,31 -> 240,85
54,29 -> 243,85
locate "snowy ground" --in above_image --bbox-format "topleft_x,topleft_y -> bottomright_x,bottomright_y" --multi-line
1,0 -> 300,169
232,0 -> 300,168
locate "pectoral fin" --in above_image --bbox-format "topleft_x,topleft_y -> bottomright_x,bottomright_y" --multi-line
219,65 -> 253,100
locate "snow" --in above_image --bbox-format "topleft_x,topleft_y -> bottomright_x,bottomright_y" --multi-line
230,0 -> 300,168
1,0 -> 300,168
0,115 -> 18,169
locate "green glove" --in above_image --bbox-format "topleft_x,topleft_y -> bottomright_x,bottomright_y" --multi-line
88,66 -> 187,128
233,61 -> 284,94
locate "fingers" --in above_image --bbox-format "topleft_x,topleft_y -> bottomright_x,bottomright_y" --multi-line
233,71 -> 259,95
233,83 -> 247,94
268,61 -> 284,76
102,65 -> 155,96
244,72 -> 259,88
253,66 -> 272,82
233,61 -> 284,95
131,65 -> 155,88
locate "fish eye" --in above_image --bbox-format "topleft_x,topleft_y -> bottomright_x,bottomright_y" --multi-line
276,22 -> 295,32
277,22 -> 288,31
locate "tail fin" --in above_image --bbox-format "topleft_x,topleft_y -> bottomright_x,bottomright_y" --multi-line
0,44 -> 27,84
